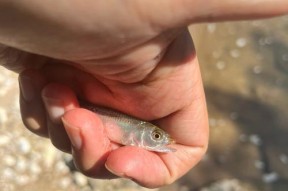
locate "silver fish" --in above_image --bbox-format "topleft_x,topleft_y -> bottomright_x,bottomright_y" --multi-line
83,104 -> 176,153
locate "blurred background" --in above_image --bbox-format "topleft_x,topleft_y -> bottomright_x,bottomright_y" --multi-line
0,16 -> 288,191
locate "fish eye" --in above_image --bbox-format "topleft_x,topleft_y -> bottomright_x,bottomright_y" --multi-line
152,130 -> 163,141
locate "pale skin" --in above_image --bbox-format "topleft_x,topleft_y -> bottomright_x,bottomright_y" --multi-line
0,0 -> 288,188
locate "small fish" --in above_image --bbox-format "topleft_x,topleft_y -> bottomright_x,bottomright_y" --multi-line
83,103 -> 176,153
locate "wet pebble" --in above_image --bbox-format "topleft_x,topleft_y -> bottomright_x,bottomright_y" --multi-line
249,134 -> 262,146
0,134 -> 10,146
2,167 -> 15,180
253,65 -> 263,74
59,177 -> 72,189
279,154 -> 288,164
16,157 -> 28,172
230,49 -> 240,58
16,175 -> 30,186
63,153 -> 73,162
29,163 -> 42,175
55,160 -> 70,174
73,172 -> 88,187
216,61 -> 226,70
17,137 -> 31,154
262,172 -> 279,183
254,160 -> 265,170
3,155 -> 16,166
236,38 -> 247,48
30,151 -> 42,163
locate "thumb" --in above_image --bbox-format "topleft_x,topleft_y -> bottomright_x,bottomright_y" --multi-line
141,0 -> 288,29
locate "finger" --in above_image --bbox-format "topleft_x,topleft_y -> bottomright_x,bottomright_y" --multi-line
42,63 -> 120,109
105,146 -> 170,188
154,40 -> 208,186
141,0 -> 288,28
62,108 -> 118,179
41,83 -> 79,153
19,69 -> 48,137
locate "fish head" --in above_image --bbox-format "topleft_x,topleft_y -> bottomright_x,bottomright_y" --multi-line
141,123 -> 175,152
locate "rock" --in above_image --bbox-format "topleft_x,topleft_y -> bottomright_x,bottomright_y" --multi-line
0,134 -> 10,146
73,172 -> 88,187
236,38 -> 247,48
3,155 -> 16,166
249,135 -> 262,146
29,163 -> 42,175
17,137 -> 31,154
58,177 -> 72,189
15,157 -> 28,172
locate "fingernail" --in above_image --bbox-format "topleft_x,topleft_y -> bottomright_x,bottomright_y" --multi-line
105,164 -> 125,177
19,75 -> 35,102
105,164 -> 136,182
105,165 -> 135,181
42,95 -> 65,123
62,117 -> 82,150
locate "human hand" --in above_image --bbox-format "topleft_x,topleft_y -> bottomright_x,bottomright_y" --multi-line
18,30 -> 208,188
1,0 -> 288,188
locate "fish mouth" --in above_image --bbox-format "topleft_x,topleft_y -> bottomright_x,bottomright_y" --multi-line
168,137 -> 175,144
